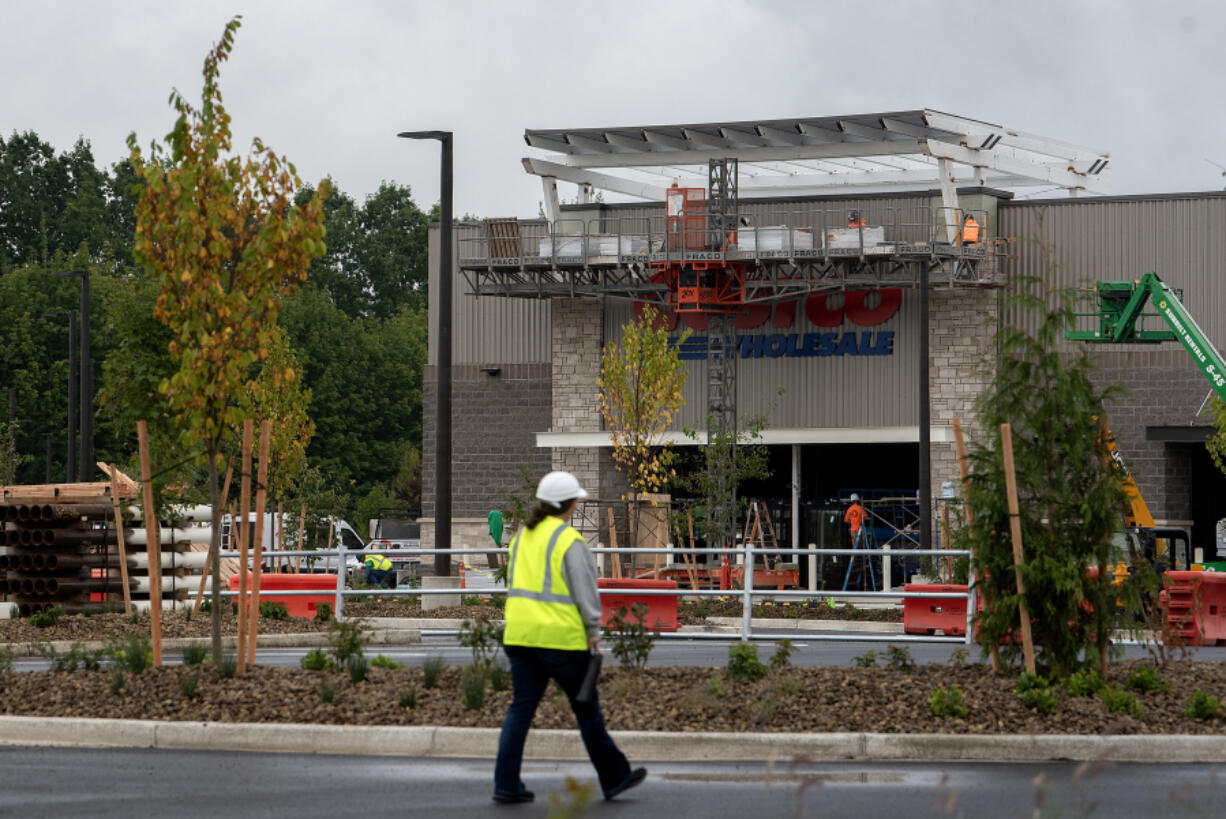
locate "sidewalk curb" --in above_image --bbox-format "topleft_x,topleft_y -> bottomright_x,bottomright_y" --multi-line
0,717 -> 1223,762
4,628 -> 422,657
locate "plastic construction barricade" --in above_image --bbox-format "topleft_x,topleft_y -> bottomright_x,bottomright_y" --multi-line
229,572 -> 337,619
1161,571 -> 1226,646
902,583 -> 968,636
598,578 -> 679,632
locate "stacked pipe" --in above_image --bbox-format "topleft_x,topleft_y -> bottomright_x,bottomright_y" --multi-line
0,501 -> 212,617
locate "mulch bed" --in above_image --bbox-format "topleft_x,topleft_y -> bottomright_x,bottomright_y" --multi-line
0,658 -> 1223,735
0,610 -> 330,645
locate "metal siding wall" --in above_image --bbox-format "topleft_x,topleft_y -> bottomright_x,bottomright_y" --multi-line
605,295 -> 920,431
999,196 -> 1226,366
429,223 -> 551,366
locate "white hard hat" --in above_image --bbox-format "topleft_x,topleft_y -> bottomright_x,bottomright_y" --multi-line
849,493 -> 860,502
536,471 -> 589,507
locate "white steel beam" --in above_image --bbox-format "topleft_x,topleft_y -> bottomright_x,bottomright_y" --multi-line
797,122 -> 848,143
552,139 -> 927,169
756,124 -> 804,145
564,133 -> 616,154
605,132 -> 654,152
839,120 -> 891,141
923,110 -> 1109,163
540,176 -> 561,225
682,128 -> 734,149
937,158 -> 959,243
525,133 -> 579,154
924,139 -> 1110,193
642,130 -> 690,151
523,157 -> 669,201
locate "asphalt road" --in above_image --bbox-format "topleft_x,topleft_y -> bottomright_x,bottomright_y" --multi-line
13,635 -> 1226,672
1,746 -> 1222,819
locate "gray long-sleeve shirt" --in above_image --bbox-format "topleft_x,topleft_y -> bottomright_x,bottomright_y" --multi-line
561,538 -> 601,637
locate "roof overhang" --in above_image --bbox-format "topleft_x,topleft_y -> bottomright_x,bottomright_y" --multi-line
523,109 -> 1111,202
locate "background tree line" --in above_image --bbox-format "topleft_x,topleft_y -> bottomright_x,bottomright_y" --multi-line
0,129 -> 431,529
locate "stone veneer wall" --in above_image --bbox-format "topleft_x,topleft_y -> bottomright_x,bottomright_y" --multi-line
928,288 -> 998,494
549,298 -> 607,521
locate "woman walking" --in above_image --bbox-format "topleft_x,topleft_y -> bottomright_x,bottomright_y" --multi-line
493,471 -> 647,804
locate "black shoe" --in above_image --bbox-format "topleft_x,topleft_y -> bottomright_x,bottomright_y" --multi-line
492,790 -> 535,804
605,767 -> 647,800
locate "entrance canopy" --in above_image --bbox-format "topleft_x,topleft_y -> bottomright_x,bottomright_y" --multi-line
524,109 -> 1111,223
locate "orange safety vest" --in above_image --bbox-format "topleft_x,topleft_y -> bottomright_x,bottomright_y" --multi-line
961,217 -> 980,244
848,218 -> 864,228
844,503 -> 864,533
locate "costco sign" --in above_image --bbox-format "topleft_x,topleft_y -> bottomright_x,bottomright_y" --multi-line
633,289 -> 902,361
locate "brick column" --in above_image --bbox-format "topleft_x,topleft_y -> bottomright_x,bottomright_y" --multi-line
928,289 -> 997,493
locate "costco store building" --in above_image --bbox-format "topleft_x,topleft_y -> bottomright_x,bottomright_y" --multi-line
419,113 -> 1226,569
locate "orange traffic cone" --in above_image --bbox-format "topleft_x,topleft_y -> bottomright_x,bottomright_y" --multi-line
459,561 -> 467,590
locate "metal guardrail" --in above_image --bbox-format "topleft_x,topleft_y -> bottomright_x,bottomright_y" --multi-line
197,537 -> 978,645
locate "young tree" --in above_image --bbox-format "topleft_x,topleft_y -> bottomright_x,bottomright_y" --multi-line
598,305 -> 690,545
957,272 -> 1127,678
127,16 -> 328,661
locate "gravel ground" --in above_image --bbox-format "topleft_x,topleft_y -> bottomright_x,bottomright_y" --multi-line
0,658 -> 1222,735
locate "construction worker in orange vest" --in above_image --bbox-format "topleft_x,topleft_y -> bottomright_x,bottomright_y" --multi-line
848,210 -> 865,228
961,213 -> 981,244
843,493 -> 865,548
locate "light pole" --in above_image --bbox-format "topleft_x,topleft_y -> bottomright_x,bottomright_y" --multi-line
53,270 -> 92,479
398,130 -> 453,577
43,310 -> 78,482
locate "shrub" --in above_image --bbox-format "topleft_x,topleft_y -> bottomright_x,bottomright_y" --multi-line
886,645 -> 915,672
1016,672 -> 1050,694
772,675 -> 802,696
1125,665 -> 1171,693
53,643 -> 106,672
370,654 -> 405,670
458,614 -> 504,670
704,673 -> 728,699
1100,685 -> 1145,717
930,685 -> 969,718
300,648 -> 335,671
602,604 -> 657,671
769,639 -> 795,671
108,670 -> 125,695
461,595 -> 482,607
399,686 -> 418,709
948,647 -> 969,666
106,635 -> 152,675
0,645 -> 13,674
348,655 -> 370,684
1021,687 -> 1061,715
1185,689 -> 1222,721
318,680 -> 338,704
852,650 -> 878,668
198,599 -> 212,614
179,669 -> 201,700
727,642 -> 768,682
259,601 -> 289,621
422,655 -> 445,689
217,654 -> 238,680
1064,669 -> 1106,697
461,665 -> 486,710
488,661 -> 510,692
182,642 -> 209,666
29,605 -> 65,628
328,618 -> 371,666
314,602 -> 333,623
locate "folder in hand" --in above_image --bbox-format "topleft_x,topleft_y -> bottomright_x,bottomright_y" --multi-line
574,652 -> 603,704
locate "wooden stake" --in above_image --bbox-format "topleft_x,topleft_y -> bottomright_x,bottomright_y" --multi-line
277,500 -> 284,574
607,506 -> 620,579
324,518 -> 334,573
195,459 -> 234,616
1000,423 -> 1037,676
686,511 -> 701,589
247,420 -> 271,666
108,466 -> 133,615
136,421 -> 162,667
941,503 -> 952,583
1095,414 -> 1113,677
294,502 -> 306,574
236,420 -> 254,675
953,418 -> 1000,672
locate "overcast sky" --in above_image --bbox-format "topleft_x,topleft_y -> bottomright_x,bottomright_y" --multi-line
4,1 -> 1226,216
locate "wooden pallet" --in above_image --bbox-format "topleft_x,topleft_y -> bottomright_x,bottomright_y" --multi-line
1,464 -> 140,503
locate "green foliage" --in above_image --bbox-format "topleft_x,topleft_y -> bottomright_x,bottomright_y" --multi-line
727,642 -> 769,682
0,420 -> 26,485
0,645 -> 13,675
458,614 -> 504,670
1016,672 -> 1049,694
1206,396 -> 1226,480
1100,685 -> 1145,717
602,604 -> 657,671
704,673 -> 728,699
181,642 -> 209,666
179,669 -> 202,700
930,685 -> 969,719
886,645 -> 915,672
1021,687 -> 1062,715
422,654 -> 444,689
948,647 -> 970,666
259,601 -> 289,621
461,665 -> 486,710
300,648 -> 335,671
955,270 -> 1127,678
771,675 -> 802,696
347,655 -> 370,684
327,618 -> 371,666
769,639 -> 795,671
1184,689 -> 1222,721
29,605 -> 65,628
1125,665 -> 1171,693
106,635 -> 152,675
370,654 -> 405,670
108,670 -> 126,695
398,686 -> 418,709
318,680 -> 338,704
488,661 -> 510,692
1064,669 -> 1106,697
314,602 -> 333,623
461,595 -> 482,607
53,643 -> 107,672
217,654 -> 238,679
852,650 -> 878,668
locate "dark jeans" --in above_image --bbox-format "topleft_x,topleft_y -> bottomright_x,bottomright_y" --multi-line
494,644 -> 631,796
364,567 -> 393,589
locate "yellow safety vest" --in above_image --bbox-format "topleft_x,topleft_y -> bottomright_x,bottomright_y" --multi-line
503,517 -> 588,651
364,554 -> 392,572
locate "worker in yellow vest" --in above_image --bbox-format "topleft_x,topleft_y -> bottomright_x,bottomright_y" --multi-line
362,552 -> 393,589
493,471 -> 647,804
